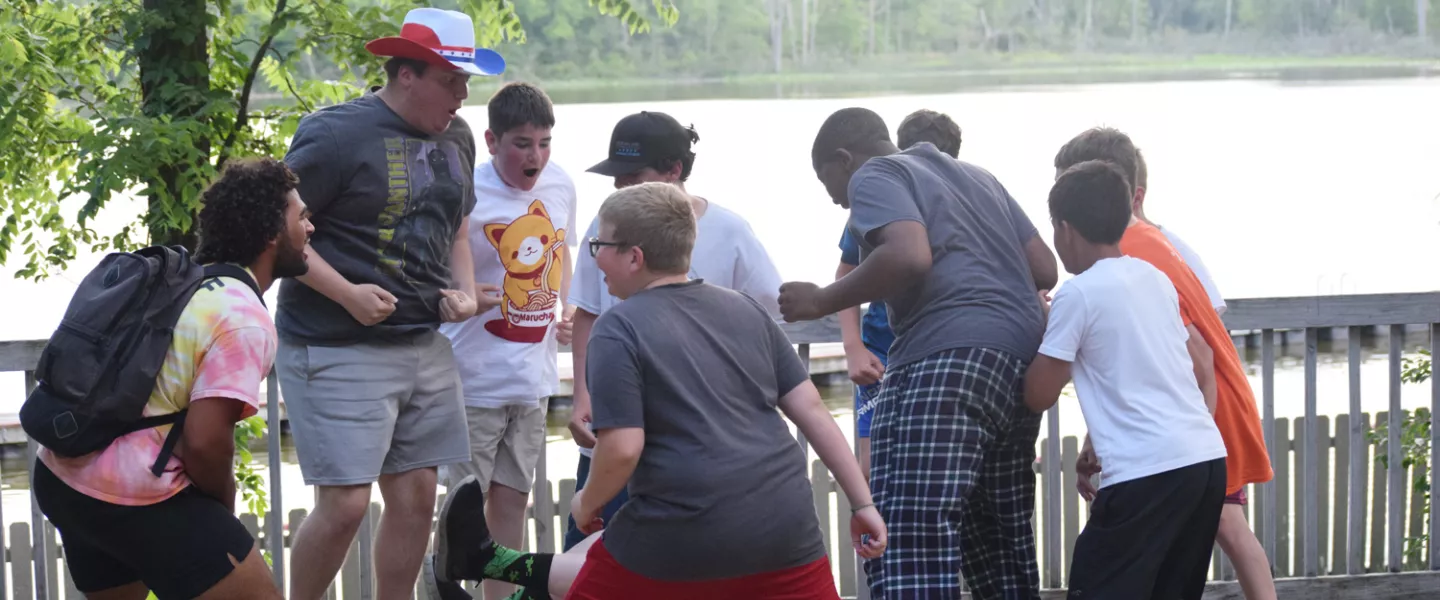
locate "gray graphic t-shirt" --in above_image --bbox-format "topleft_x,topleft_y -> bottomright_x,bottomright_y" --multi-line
279,92 -> 477,345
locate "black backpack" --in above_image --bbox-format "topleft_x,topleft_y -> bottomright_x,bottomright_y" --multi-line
20,245 -> 263,476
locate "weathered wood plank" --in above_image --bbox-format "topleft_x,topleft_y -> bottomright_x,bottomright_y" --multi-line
1294,417 -> 1307,578
1200,571 -> 1440,599
240,513 -> 261,538
1346,331 -> 1365,575
0,339 -> 46,372
25,370 -> 50,600
1260,330 -> 1278,566
1405,463 -> 1424,570
1351,413 -> 1370,574
1042,408 -> 1062,589
1276,417 -> 1292,577
1316,415 -> 1330,575
1332,413 -> 1349,575
265,370 -> 286,594
1061,436 -> 1079,583
43,520 -> 58,600
837,486 -> 857,597
1431,323 -> 1439,571
558,478 -> 576,533
778,314 -> 843,344
12,522 -> 33,600
1369,411 -> 1387,573
1221,292 -> 1440,331
1303,329 -> 1320,576
1387,327 -> 1404,573
812,460 -> 832,559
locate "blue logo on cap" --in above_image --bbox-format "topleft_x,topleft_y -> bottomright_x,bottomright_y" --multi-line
615,141 -> 642,158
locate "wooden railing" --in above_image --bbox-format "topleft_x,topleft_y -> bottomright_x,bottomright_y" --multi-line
1,292 -> 1438,599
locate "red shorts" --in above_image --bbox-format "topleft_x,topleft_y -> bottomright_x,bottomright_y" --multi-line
564,538 -> 839,600
1225,488 -> 1248,505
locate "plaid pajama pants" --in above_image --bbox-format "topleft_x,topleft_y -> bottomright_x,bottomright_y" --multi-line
864,347 -> 1043,600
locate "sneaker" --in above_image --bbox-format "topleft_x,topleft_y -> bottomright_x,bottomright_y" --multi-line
422,555 -> 474,600
436,474 -> 495,582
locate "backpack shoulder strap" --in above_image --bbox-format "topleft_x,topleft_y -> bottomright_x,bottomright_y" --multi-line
201,263 -> 265,307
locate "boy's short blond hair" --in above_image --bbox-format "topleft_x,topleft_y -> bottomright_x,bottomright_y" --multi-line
598,182 -> 696,275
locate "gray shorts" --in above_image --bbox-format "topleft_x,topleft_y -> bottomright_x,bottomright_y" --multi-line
277,331 -> 471,486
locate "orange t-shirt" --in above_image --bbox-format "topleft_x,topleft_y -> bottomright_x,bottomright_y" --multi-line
1120,221 -> 1273,494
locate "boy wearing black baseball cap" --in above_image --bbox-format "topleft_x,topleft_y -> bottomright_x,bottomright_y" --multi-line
563,111 -> 784,550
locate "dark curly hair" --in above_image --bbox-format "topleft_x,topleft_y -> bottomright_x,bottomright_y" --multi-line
196,158 -> 298,265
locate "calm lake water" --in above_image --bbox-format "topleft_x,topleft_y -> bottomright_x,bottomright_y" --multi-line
2,74 -> 1438,527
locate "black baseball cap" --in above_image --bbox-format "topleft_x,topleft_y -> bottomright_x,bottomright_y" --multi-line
586,111 -> 694,177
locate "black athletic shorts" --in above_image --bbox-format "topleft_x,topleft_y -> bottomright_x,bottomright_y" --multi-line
32,459 -> 255,599
1066,458 -> 1226,600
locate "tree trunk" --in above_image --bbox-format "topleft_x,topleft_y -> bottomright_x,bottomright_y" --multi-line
809,0 -> 819,59
800,0 -> 808,66
138,0 -> 209,251
867,0 -> 876,56
1081,0 -> 1094,50
1224,0 -> 1233,38
768,0 -> 783,73
1131,0 -> 1140,41
1420,0 -> 1429,41
786,0 -> 800,65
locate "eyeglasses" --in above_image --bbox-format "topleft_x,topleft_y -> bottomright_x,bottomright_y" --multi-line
588,237 -> 626,258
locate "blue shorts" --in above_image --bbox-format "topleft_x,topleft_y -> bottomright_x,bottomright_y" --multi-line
854,347 -> 888,438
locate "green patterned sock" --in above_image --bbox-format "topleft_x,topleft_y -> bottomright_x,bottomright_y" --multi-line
503,586 -> 551,600
480,543 -> 553,590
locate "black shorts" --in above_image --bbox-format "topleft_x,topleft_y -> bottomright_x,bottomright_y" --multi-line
1066,458 -> 1226,600
32,460 -> 255,599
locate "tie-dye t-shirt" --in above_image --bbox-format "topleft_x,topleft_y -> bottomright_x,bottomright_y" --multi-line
39,271 -> 277,506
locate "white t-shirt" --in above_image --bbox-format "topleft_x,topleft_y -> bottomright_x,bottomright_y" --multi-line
569,197 -> 783,456
440,160 -> 578,408
1158,226 -> 1225,315
1038,256 -> 1226,489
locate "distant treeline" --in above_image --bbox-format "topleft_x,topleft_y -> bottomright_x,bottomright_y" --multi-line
243,0 -> 1440,84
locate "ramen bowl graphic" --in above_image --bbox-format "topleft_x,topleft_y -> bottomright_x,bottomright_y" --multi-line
485,288 -> 558,343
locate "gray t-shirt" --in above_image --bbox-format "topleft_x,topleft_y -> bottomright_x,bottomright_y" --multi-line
587,280 -> 824,581
278,92 -> 478,345
847,142 -> 1044,368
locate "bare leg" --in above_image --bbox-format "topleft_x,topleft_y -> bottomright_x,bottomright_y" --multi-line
84,581 -> 149,600
1216,504 -> 1276,600
377,468 -> 441,600
482,482 -> 531,600
289,484 -> 373,600
196,545 -> 283,599
546,530 -> 601,599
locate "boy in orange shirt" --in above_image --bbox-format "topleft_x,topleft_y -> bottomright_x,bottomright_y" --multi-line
1054,128 -> 1276,600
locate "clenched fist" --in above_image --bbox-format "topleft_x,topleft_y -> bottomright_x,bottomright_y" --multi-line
342,284 -> 397,326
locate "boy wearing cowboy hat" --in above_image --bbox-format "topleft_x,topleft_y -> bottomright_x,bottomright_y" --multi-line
276,8 -> 504,599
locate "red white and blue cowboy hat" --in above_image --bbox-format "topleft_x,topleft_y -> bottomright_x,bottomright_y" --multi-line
365,8 -> 506,77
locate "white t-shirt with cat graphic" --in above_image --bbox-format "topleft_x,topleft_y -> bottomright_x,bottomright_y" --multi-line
441,160 -> 577,409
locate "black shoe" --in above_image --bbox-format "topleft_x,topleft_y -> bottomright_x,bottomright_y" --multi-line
423,555 -> 474,600
436,474 -> 495,582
